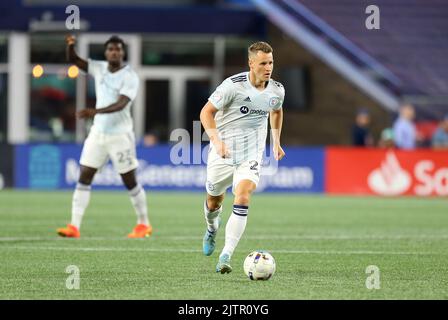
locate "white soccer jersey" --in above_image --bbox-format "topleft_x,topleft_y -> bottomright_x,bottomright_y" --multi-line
88,59 -> 139,134
208,72 -> 285,165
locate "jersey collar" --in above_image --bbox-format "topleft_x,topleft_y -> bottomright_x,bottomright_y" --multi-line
247,72 -> 270,93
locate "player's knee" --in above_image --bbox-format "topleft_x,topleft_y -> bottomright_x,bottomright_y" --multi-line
78,177 -> 92,185
206,195 -> 223,211
120,170 -> 138,190
122,177 -> 137,190
79,169 -> 95,185
207,199 -> 221,211
234,192 -> 251,206
208,202 -> 222,211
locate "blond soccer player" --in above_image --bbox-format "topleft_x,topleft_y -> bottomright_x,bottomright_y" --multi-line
200,42 -> 285,273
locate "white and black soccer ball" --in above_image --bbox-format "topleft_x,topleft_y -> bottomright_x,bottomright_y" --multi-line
243,250 -> 276,280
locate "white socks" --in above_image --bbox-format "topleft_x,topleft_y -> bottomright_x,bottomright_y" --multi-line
221,205 -> 248,257
70,183 -> 149,229
70,183 -> 91,229
204,201 -> 222,233
129,184 -> 149,226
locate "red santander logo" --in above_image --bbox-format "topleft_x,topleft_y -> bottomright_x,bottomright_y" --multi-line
368,151 -> 448,196
326,148 -> 448,196
367,151 -> 411,195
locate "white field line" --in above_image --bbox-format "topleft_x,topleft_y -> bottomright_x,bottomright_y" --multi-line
0,234 -> 448,242
0,245 -> 445,256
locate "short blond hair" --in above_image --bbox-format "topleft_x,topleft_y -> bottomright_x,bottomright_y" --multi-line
248,41 -> 273,58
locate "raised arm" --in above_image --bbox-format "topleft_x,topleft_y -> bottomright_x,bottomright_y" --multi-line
65,35 -> 88,72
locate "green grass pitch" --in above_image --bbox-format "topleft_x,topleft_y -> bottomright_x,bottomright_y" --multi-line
0,190 -> 447,299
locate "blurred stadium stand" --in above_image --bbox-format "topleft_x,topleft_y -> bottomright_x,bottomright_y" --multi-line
253,0 -> 448,144
291,0 -> 448,120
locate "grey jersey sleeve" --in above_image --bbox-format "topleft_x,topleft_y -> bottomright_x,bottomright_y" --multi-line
272,81 -> 285,110
208,79 -> 235,110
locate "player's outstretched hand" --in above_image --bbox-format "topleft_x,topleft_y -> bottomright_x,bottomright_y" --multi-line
65,34 -> 76,46
213,139 -> 231,159
273,144 -> 285,161
77,108 -> 97,119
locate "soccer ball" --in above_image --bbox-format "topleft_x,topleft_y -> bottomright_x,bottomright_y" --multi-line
243,250 -> 276,280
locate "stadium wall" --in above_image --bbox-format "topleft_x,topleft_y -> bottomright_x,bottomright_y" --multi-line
9,144 -> 448,196
13,144 -> 324,193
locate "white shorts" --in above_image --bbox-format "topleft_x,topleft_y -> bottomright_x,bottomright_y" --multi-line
205,155 -> 262,196
79,130 -> 139,174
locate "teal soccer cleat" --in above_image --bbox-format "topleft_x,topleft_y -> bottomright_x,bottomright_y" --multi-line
203,229 -> 217,256
216,253 -> 232,274
202,215 -> 221,256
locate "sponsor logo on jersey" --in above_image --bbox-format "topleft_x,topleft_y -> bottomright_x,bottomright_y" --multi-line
249,109 -> 269,116
240,106 -> 269,116
240,106 -> 249,114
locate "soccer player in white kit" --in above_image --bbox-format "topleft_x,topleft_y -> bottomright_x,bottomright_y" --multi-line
200,42 -> 285,273
57,35 -> 152,238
